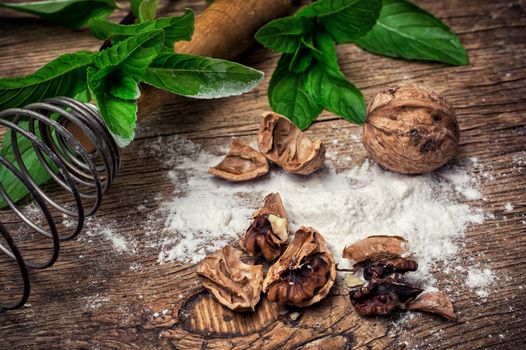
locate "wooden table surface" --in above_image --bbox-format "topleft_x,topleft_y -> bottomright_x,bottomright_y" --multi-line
1,1 -> 525,349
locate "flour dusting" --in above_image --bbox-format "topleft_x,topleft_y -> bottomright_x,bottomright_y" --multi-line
148,135 -> 490,291
466,268 -> 496,299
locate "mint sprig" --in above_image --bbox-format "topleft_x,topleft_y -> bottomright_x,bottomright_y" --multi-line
256,0 -> 468,130
0,1 -> 263,206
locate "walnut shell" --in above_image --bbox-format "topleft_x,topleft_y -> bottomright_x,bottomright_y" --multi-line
343,235 -> 410,263
208,139 -> 269,182
258,112 -> 325,175
363,85 -> 460,174
407,291 -> 457,320
197,245 -> 264,312
263,226 -> 336,307
240,193 -> 289,261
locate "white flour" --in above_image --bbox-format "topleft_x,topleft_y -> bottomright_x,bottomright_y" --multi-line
150,135 -> 488,289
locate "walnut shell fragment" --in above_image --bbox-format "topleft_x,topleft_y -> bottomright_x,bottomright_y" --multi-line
407,291 -> 457,320
363,85 -> 460,174
208,139 -> 269,182
263,226 -> 336,307
343,235 -> 410,263
240,193 -> 288,261
197,245 -> 263,312
258,112 -> 325,175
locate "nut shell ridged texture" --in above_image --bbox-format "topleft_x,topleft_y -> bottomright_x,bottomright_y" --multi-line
197,245 -> 264,312
363,85 -> 459,174
258,112 -> 325,175
208,140 -> 269,182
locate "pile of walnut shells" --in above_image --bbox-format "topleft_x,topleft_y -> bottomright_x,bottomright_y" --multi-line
200,92 -> 461,317
197,195 -> 456,321
198,193 -> 336,311
208,112 -> 326,181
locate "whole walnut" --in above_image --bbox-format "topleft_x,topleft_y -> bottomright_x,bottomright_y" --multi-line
362,85 -> 460,174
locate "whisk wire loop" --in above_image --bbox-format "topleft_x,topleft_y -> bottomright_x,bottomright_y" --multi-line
0,96 -> 119,311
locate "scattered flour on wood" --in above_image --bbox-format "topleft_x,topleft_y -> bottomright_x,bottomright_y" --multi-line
80,217 -> 137,254
149,135 -> 493,292
466,268 -> 496,299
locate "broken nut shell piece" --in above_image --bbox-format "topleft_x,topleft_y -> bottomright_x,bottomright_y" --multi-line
197,245 -> 264,312
240,193 -> 289,261
263,226 -> 336,307
208,139 -> 269,182
343,235 -> 410,263
407,291 -> 457,320
257,112 -> 325,175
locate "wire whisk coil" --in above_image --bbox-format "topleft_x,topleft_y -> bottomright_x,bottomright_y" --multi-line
0,97 -> 120,311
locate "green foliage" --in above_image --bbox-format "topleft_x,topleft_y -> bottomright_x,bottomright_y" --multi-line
255,16 -> 309,54
89,9 -> 194,50
269,55 -> 322,130
141,53 -> 263,98
0,5 -> 265,204
0,122 -> 54,208
305,64 -> 365,124
0,51 -> 93,110
296,0 -> 382,44
0,0 -> 117,28
131,0 -> 158,22
88,30 -> 164,145
256,0 -> 468,129
354,0 -> 468,65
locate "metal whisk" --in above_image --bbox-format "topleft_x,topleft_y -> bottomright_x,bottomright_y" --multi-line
0,97 -> 120,311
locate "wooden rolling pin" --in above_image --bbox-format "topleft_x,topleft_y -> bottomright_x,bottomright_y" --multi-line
71,0 -> 293,150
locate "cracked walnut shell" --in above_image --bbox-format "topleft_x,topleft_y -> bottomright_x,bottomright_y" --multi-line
240,193 -> 289,261
407,291 -> 457,320
263,226 -> 336,307
343,235 -> 410,263
197,245 -> 263,312
363,85 -> 460,174
258,112 -> 325,175
208,139 -> 269,182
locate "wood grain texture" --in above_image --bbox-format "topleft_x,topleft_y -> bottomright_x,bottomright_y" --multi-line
0,0 -> 525,349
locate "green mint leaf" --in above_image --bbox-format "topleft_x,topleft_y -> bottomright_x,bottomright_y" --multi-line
132,0 -> 157,22
90,9 -> 193,50
94,29 -> 164,76
310,29 -> 342,79
0,0 -> 117,29
89,29 -> 160,146
296,0 -> 381,43
289,43 -> 313,74
0,51 -> 93,110
0,122 -> 54,208
255,16 -> 309,54
306,64 -> 365,124
106,70 -> 140,100
140,53 -> 263,99
269,54 -> 322,130
74,89 -> 91,103
354,0 -> 468,65
87,67 -> 138,147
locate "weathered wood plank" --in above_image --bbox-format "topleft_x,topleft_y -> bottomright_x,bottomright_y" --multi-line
0,0 -> 525,349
